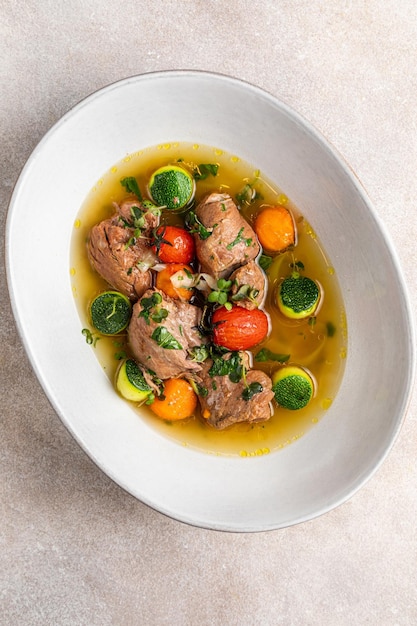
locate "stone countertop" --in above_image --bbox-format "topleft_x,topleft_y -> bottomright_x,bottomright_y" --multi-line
1,2 -> 416,624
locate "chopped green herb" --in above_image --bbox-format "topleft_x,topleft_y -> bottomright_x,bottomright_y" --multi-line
231,284 -> 260,305
120,176 -> 143,200
151,326 -> 183,350
226,227 -> 252,250
188,345 -> 210,362
255,348 -> 290,363
193,163 -> 219,180
139,292 -> 167,325
81,328 -> 101,347
130,205 -> 147,232
209,351 -> 245,383
326,321 -> 336,337
259,254 -> 273,271
207,278 -> 233,307
186,211 -> 215,240
242,381 -> 263,401
290,261 -> 305,271
189,379 -> 209,397
236,172 -> 262,206
124,236 -> 137,249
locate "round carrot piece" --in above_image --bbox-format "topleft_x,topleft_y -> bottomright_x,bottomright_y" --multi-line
254,205 -> 295,253
155,263 -> 194,300
150,378 -> 198,421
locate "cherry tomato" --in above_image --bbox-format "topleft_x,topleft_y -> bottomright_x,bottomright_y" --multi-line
152,225 -> 195,264
212,306 -> 269,351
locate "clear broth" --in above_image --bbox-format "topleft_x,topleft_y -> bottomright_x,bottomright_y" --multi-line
70,142 -> 347,457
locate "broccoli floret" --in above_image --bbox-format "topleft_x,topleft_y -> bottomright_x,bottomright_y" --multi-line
148,165 -> 195,210
272,366 -> 314,410
277,273 -> 320,319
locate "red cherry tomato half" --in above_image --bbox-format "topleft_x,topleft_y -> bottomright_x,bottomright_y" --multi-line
212,306 -> 269,351
152,225 -> 195,264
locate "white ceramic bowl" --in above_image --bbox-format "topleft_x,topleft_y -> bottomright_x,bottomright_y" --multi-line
6,71 -> 415,531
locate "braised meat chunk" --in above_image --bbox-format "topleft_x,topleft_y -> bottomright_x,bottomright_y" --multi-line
87,199 -> 160,301
193,193 -> 260,278
128,288 -> 207,380
88,217 -> 153,301
198,351 -> 274,430
229,260 -> 266,310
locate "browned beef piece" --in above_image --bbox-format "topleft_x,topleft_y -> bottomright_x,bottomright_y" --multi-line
128,288 -> 207,380
194,193 -> 260,278
229,260 -> 266,310
198,352 -> 274,430
88,217 -> 153,301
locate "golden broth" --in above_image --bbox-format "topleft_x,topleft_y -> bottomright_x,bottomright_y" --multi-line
70,142 -> 347,457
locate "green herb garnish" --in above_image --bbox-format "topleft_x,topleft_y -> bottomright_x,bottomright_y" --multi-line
254,348 -> 290,363
189,379 -> 209,397
259,254 -> 273,271
230,284 -> 259,305
186,211 -> 215,240
290,261 -> 305,271
151,326 -> 183,350
226,227 -> 252,250
81,328 -> 101,347
120,176 -> 143,200
193,163 -> 219,180
139,292 -> 168,325
188,345 -> 210,362
242,381 -> 263,401
236,171 -> 262,206
326,321 -> 336,337
209,351 -> 245,383
207,278 -> 233,308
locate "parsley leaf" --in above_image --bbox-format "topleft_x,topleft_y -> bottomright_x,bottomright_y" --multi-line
120,176 -> 143,200
186,211 -> 214,240
226,227 -> 252,250
242,381 -> 263,401
259,254 -> 273,271
151,326 -> 183,350
139,292 -> 166,325
193,163 -> 219,180
188,345 -> 210,362
254,348 -> 290,363
209,351 -> 245,383
81,328 -> 100,347
230,284 -> 260,305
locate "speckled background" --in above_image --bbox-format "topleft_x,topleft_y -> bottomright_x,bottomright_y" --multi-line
1,1 -> 417,624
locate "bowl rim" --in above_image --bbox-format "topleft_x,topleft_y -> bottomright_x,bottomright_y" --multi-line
5,69 -> 416,531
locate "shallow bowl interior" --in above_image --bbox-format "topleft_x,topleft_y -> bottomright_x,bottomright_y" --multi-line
6,71 -> 415,531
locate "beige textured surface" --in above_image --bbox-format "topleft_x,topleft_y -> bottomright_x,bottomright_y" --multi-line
1,1 -> 417,624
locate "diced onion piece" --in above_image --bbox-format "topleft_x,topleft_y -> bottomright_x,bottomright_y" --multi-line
195,273 -> 218,291
170,268 -> 195,290
136,248 -> 157,272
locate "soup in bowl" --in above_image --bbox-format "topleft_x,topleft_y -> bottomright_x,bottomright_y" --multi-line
6,71 -> 415,531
